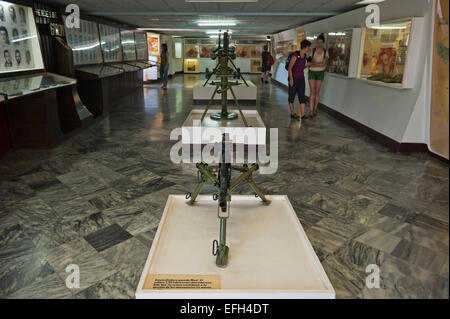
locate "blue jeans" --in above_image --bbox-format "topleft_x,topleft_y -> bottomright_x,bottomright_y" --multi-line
160,64 -> 169,84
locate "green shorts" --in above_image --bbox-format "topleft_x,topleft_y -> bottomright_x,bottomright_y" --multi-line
309,70 -> 325,81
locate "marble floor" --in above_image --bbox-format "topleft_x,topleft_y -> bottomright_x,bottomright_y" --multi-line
0,74 -> 448,299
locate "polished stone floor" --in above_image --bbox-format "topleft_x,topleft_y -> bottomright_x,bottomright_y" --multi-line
0,74 -> 448,299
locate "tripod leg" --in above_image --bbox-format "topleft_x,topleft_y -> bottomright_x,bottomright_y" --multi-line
188,181 -> 205,204
247,177 -> 270,204
229,86 -> 249,127
200,85 -> 220,123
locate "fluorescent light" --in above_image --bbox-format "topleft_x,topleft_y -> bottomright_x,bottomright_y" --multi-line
197,20 -> 236,27
209,35 -> 219,38
372,26 -> 407,29
206,30 -> 232,34
198,22 -> 236,26
328,32 -> 346,36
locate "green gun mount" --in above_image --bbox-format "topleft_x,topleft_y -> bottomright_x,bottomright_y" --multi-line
186,134 -> 271,267
200,31 -> 250,126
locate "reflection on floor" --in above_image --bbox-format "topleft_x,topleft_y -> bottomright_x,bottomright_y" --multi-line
0,74 -> 448,299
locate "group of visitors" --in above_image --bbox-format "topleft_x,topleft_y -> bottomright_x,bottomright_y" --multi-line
160,35 -> 328,120
287,33 -> 328,120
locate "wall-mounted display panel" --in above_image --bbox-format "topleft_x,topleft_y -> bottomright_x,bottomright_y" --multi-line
327,30 -> 353,76
99,24 -> 122,63
64,17 -> 103,66
0,0 -> 44,74
359,20 -> 412,84
199,45 -> 213,58
147,34 -> 160,56
184,45 -> 199,59
430,0 -> 449,159
184,59 -> 199,73
120,29 -> 137,62
135,32 -> 148,61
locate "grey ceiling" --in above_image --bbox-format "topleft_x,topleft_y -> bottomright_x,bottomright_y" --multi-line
47,0 -> 366,36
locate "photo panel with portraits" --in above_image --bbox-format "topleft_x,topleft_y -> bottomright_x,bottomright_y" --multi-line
120,29 -> 137,62
99,24 -> 122,63
63,16 -> 103,66
0,0 -> 44,74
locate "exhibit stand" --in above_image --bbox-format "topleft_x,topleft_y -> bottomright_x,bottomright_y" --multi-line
135,195 -> 335,299
59,19 -> 150,119
136,32 -> 334,299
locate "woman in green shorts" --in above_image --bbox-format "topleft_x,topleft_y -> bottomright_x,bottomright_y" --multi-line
308,33 -> 328,117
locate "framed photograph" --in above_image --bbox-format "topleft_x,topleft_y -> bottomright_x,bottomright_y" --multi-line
147,34 -> 160,56
0,0 -> 44,74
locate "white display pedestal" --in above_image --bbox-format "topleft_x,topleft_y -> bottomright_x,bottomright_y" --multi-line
193,80 -> 257,101
135,195 -> 335,299
181,109 -> 266,146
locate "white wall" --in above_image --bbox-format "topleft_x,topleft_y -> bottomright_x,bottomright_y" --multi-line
273,0 -> 436,149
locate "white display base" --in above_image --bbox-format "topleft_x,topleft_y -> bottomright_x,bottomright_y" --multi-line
193,80 -> 257,101
135,195 -> 335,299
182,109 -> 266,146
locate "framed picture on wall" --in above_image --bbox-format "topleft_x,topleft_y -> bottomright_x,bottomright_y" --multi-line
147,35 -> 160,56
184,45 -> 199,58
0,0 -> 44,74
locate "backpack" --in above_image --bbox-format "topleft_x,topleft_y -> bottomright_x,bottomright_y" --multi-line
268,54 -> 274,66
285,51 -> 301,70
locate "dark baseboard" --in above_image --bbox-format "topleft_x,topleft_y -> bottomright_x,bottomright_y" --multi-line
319,103 -> 448,163
271,80 -> 448,163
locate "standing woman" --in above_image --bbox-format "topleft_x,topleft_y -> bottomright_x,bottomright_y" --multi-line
288,39 -> 312,120
160,43 -> 169,89
308,33 -> 329,117
261,45 -> 272,83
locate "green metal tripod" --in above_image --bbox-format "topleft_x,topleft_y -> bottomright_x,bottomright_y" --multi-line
200,31 -> 249,127
186,136 -> 270,267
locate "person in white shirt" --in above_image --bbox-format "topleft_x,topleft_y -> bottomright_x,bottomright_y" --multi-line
308,33 -> 329,118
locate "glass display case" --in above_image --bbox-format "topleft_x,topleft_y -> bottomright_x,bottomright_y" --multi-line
120,29 -> 137,61
0,0 -> 45,74
327,30 -> 353,76
64,17 -> 103,66
135,32 -> 148,61
99,24 -> 122,63
0,73 -> 76,99
75,64 -> 124,80
359,20 -> 412,84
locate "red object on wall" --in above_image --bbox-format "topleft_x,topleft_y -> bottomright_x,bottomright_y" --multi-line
0,103 -> 11,153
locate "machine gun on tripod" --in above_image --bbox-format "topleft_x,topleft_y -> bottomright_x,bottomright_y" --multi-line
186,134 -> 270,267
200,31 -> 250,126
